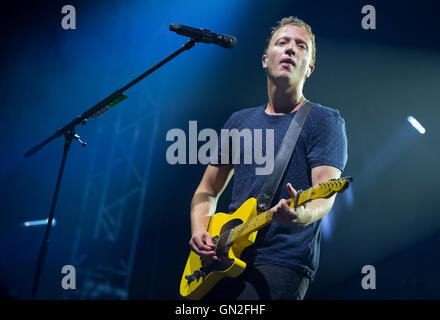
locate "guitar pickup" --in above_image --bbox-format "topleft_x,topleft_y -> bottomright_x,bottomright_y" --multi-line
185,269 -> 206,284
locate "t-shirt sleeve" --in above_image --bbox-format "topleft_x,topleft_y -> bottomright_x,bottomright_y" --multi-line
307,113 -> 348,172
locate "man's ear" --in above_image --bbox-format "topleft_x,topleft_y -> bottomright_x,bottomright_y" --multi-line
306,64 -> 315,78
262,54 -> 268,69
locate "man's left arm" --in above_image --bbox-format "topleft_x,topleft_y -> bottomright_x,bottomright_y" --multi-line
272,110 -> 348,226
271,165 -> 341,226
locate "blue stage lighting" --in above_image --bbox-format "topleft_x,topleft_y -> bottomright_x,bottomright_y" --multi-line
21,218 -> 56,227
407,116 -> 426,134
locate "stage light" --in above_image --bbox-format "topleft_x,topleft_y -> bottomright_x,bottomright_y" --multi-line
407,116 -> 425,134
21,218 -> 56,227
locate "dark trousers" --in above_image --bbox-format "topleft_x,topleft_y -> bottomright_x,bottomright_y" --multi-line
203,263 -> 310,300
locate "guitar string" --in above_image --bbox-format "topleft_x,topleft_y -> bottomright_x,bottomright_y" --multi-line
212,181 -> 343,248
216,194 -> 300,246
217,192 -> 306,245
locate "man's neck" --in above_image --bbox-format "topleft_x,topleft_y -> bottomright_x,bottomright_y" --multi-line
265,79 -> 305,115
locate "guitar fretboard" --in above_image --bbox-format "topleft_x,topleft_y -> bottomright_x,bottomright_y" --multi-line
229,210 -> 272,243
229,190 -> 311,243
227,178 -> 350,244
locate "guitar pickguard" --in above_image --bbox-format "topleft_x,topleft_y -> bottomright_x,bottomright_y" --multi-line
201,218 -> 243,272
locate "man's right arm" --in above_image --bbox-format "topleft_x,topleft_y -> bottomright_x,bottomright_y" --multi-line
189,164 -> 233,260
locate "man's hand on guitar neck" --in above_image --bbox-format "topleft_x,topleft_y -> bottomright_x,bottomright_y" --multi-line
271,165 -> 341,227
270,183 -> 312,226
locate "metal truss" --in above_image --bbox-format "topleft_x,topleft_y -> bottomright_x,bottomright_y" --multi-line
67,96 -> 160,299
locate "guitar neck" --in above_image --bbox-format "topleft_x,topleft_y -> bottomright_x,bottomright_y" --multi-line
228,177 -> 352,244
229,209 -> 273,243
229,190 -> 312,243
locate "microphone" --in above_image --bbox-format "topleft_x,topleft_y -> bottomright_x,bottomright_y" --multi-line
169,24 -> 236,48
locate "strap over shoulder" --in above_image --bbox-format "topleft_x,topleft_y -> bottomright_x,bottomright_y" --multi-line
256,101 -> 313,212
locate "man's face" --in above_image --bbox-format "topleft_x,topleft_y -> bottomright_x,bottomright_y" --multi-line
262,25 -> 314,86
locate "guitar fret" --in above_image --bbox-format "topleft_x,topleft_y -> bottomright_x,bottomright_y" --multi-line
228,178 -> 352,245
230,209 -> 273,243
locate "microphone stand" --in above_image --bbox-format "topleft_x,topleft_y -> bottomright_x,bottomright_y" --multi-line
26,38 -> 197,299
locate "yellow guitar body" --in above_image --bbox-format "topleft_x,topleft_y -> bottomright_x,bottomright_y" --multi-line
179,177 -> 352,300
179,197 -> 259,300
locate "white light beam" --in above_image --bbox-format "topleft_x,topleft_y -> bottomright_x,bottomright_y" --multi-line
407,116 -> 426,134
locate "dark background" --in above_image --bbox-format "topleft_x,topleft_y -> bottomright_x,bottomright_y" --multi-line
1,0 -> 439,299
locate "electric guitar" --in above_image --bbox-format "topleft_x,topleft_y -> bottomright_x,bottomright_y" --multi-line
179,177 -> 353,300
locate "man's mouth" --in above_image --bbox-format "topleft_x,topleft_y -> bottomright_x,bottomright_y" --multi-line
280,58 -> 295,67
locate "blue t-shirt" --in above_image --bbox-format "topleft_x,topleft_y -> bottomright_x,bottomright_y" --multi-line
211,101 -> 348,280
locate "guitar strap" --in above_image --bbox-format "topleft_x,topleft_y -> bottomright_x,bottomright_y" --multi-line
256,100 -> 313,212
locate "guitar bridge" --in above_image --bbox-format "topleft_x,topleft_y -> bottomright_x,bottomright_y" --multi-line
185,269 -> 206,284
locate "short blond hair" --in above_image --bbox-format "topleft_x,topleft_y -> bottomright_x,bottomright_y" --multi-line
264,16 -> 316,66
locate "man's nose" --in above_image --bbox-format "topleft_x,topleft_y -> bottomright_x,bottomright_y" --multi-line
285,42 -> 296,55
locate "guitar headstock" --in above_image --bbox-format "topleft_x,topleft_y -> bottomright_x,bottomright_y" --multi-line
317,176 -> 353,195
293,176 -> 353,208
